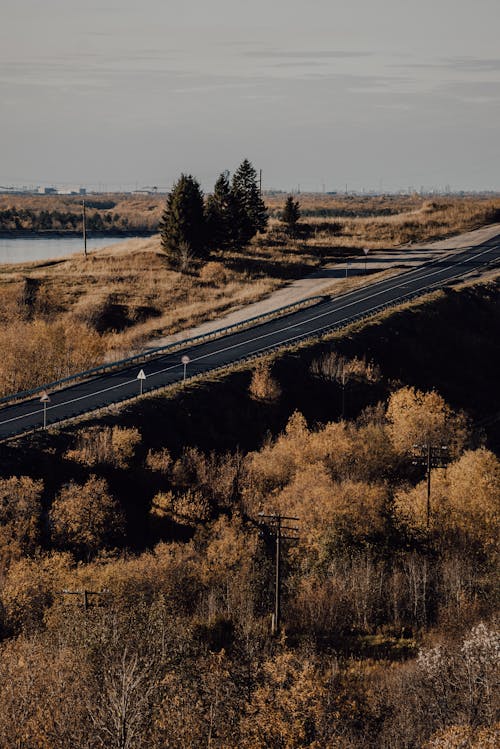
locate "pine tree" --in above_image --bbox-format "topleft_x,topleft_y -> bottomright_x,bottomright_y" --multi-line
231,159 -> 268,246
281,196 -> 301,235
159,174 -> 206,265
205,171 -> 237,250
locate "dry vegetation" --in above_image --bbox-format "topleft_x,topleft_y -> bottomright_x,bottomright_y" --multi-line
0,193 -> 498,398
0,193 -> 162,234
0,379 -> 498,747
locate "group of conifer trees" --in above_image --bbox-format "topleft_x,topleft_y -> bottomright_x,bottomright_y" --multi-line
159,159 -> 268,265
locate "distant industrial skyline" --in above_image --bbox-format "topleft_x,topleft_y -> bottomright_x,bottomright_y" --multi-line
1,0 -> 499,192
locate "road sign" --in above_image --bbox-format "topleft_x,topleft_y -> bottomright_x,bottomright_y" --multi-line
181,355 -> 190,365
137,369 -> 146,395
40,392 -> 50,429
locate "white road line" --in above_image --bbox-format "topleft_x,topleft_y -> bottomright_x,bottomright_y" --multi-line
0,243 -> 497,429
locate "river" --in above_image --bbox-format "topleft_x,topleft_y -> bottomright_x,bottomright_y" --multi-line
0,236 -> 140,264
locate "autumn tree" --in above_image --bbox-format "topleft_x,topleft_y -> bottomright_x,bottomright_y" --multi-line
386,386 -> 468,456
249,360 -> 281,402
50,475 -> 125,558
395,447 -> 500,548
0,476 -> 43,571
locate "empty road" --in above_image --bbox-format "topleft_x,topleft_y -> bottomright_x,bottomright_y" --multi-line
0,234 -> 498,440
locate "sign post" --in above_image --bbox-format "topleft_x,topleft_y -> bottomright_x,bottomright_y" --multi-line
345,260 -> 351,279
181,355 -> 190,383
40,392 -> 50,429
137,368 -> 146,395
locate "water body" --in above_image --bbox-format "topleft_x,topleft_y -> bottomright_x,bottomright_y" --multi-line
0,236 -> 140,265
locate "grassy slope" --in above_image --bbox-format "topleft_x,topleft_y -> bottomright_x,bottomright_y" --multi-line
0,195 -> 498,397
2,277 -> 498,550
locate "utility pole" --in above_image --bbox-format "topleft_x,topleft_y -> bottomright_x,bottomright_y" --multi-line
340,364 -> 346,419
82,199 -> 87,257
60,589 -> 108,610
259,169 -> 263,196
258,513 -> 299,635
412,442 -> 449,528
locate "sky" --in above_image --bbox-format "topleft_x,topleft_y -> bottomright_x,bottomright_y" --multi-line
1,0 -> 499,192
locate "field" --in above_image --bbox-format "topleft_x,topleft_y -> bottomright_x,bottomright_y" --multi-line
0,193 -> 498,397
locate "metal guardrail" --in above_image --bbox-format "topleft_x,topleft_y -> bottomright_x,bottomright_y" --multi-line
0,284 -> 446,444
0,256 -> 492,443
0,294 -> 326,408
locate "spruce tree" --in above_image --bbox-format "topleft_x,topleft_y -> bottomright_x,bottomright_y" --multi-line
159,174 -> 206,265
231,159 -> 268,247
205,171 -> 237,250
281,195 -> 301,236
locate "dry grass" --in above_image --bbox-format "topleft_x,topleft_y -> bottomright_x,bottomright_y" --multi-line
0,194 -> 498,397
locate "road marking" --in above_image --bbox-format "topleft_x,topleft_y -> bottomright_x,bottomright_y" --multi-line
0,241 -> 497,431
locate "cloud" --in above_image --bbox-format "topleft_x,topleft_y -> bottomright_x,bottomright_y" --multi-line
244,49 -> 374,60
395,56 -> 500,73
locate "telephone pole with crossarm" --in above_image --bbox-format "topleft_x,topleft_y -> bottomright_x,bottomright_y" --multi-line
258,513 -> 299,634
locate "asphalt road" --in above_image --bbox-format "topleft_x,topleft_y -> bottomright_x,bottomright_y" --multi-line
0,234 -> 498,440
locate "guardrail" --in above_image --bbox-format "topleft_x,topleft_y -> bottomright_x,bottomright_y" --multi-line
0,257 -> 491,443
0,284 -> 448,444
0,294 -> 326,408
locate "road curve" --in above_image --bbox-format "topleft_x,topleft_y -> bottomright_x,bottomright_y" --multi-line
0,234 -> 498,440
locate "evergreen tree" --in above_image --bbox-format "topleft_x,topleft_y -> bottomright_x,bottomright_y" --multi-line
159,174 -> 206,265
231,159 -> 268,246
205,171 -> 237,250
281,196 -> 301,236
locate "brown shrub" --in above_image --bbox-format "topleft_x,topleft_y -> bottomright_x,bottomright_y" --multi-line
66,426 -> 141,468
249,361 -> 281,402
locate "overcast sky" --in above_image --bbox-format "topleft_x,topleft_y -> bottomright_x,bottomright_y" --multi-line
1,0 -> 499,192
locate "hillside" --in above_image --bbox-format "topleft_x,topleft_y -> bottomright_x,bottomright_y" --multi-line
0,276 -> 498,747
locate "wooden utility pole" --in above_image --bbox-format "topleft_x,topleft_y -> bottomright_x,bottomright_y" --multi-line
82,199 -> 87,257
412,442 -> 449,528
60,589 -> 108,609
258,513 -> 299,634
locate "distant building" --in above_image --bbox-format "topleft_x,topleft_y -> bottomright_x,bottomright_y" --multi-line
43,187 -> 57,195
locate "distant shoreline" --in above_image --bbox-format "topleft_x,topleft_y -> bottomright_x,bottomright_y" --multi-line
0,230 -> 156,239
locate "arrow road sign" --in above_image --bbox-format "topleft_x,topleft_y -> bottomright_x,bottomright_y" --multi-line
137,369 -> 146,394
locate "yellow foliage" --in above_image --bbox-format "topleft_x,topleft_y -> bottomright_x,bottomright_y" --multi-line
50,475 -> 125,556
0,318 -> 106,396
200,515 -> 258,586
150,488 -> 210,525
249,360 -> 281,402
66,426 -> 141,468
0,476 -> 43,572
386,386 -> 468,455
424,723 -> 500,748
1,552 -> 73,632
394,448 -> 500,549
240,651 -> 329,749
145,447 -> 172,473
